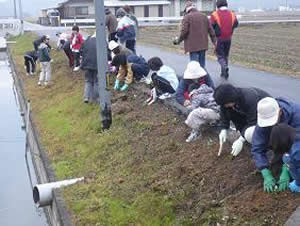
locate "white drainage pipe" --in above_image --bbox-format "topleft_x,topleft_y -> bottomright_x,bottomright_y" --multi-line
33,177 -> 84,208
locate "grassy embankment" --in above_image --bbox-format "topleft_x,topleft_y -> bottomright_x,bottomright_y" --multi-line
138,23 -> 300,76
10,33 -> 300,225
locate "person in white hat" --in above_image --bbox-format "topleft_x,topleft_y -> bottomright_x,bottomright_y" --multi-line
252,97 -> 300,193
175,61 -> 214,107
108,40 -> 133,60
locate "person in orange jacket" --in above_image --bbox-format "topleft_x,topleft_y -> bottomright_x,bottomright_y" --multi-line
210,0 -> 238,79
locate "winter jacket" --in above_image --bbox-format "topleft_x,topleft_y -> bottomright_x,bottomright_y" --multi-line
176,74 -> 215,105
70,33 -> 84,52
24,50 -> 38,62
210,7 -> 239,40
178,8 -> 216,53
188,84 -> 220,112
80,36 -> 97,71
156,65 -> 179,91
252,98 -> 300,170
56,33 -> 69,50
119,46 -> 133,57
105,11 -> 118,34
219,87 -> 270,136
128,13 -> 138,35
116,16 -> 136,43
38,43 -> 51,62
285,140 -> 300,186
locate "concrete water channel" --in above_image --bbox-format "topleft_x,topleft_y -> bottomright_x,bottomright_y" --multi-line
0,51 -> 48,225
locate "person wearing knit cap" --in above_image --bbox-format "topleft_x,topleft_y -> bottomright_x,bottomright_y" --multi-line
213,84 -> 270,157
116,8 -> 136,54
173,1 -> 216,68
251,97 -> 300,193
210,0 -> 238,79
175,61 -> 214,106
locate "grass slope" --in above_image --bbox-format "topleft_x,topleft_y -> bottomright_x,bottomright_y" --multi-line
10,33 -> 300,226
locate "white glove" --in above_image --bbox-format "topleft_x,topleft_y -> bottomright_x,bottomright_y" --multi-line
231,136 -> 246,156
219,129 -> 227,143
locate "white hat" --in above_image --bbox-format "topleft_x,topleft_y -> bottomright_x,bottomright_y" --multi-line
108,40 -> 119,51
257,97 -> 280,127
184,61 -> 207,79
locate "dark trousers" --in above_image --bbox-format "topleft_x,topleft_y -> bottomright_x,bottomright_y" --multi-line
73,52 -> 81,67
64,47 -> 74,68
190,50 -> 206,68
108,32 -> 118,42
125,40 -> 136,54
24,56 -> 36,74
84,69 -> 99,101
131,63 -> 150,81
151,73 -> 175,95
216,39 -> 231,72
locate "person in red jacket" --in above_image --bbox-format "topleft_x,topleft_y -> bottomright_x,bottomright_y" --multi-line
210,0 -> 238,79
70,25 -> 84,72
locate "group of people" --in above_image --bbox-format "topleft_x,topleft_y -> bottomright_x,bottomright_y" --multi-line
23,0 -> 300,194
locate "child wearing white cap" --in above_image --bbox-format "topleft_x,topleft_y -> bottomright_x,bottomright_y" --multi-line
175,61 -> 214,107
252,97 -> 300,193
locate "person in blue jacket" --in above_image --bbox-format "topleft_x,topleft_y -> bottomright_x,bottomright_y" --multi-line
175,61 -> 214,106
252,97 -> 300,193
269,123 -> 300,193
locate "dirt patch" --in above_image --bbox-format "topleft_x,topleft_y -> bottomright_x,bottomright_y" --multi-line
138,23 -> 300,76
11,34 -> 300,225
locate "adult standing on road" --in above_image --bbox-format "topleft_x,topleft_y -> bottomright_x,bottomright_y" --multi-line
123,5 -> 139,37
173,1 -> 216,68
210,0 -> 238,79
116,8 -> 136,54
105,8 -> 118,42
251,97 -> 300,193
213,84 -> 270,157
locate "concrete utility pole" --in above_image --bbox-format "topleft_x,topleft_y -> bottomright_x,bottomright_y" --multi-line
13,0 -> 17,19
18,0 -> 24,34
94,0 -> 112,130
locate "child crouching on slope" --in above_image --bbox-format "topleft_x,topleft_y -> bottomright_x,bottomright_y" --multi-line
111,54 -> 149,91
184,83 -> 220,143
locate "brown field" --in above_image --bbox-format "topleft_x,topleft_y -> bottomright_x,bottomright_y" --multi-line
138,23 -> 300,76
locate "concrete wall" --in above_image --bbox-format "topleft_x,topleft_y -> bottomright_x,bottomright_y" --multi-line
8,48 -> 73,226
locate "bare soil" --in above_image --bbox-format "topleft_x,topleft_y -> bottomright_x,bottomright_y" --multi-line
138,23 -> 300,76
110,86 -> 300,225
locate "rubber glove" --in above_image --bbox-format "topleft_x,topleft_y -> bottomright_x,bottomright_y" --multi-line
277,164 -> 290,192
289,180 -> 300,193
261,169 -> 276,193
219,129 -> 227,144
231,136 -> 245,156
120,84 -> 129,91
114,80 -> 120,90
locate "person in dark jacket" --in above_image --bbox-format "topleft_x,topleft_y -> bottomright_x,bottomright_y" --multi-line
210,0 -> 238,79
105,8 -> 118,42
213,84 -> 271,157
252,97 -> 300,193
33,35 -> 51,51
108,40 -> 133,59
173,1 -> 216,68
176,61 -> 214,106
269,123 -> 300,193
116,8 -> 136,54
112,54 -> 150,91
80,34 -> 99,103
24,50 -> 38,75
37,36 -> 52,86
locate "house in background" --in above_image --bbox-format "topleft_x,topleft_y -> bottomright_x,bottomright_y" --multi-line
39,0 -> 216,26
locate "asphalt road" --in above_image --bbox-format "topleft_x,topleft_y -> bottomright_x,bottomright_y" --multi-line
25,22 -> 300,103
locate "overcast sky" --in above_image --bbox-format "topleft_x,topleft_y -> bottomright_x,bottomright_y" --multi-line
0,0 -> 299,17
